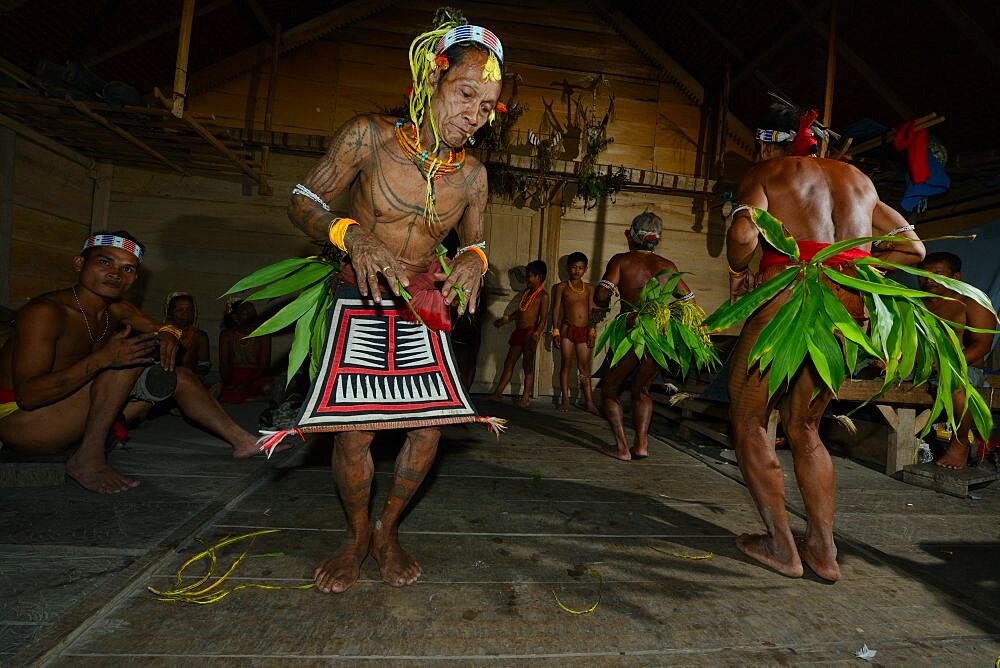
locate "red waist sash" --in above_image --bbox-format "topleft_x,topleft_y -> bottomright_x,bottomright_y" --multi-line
759,240 -> 871,273
0,387 -> 14,403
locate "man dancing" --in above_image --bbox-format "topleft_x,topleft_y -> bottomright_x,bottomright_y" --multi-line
0,231 -> 263,493
285,13 -> 504,592
594,213 -> 700,460
725,106 -> 925,581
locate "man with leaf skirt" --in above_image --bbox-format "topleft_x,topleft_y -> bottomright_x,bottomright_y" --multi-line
717,104 -> 927,581
254,12 -> 507,593
593,212 -> 719,461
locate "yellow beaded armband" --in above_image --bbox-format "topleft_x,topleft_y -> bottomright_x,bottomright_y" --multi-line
158,325 -> 182,339
551,328 -> 561,337
328,217 -> 360,251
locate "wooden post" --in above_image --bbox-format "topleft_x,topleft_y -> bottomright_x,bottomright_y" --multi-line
0,127 -> 13,307
820,0 -> 837,157
90,163 -> 114,232
171,0 -> 197,119
259,24 -> 281,196
537,183 -> 564,398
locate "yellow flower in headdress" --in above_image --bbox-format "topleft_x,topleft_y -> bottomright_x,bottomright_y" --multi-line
482,53 -> 502,83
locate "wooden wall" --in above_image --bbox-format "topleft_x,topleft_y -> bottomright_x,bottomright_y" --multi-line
7,138 -> 94,307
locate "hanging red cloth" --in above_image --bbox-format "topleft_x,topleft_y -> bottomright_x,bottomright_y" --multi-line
892,119 -> 930,184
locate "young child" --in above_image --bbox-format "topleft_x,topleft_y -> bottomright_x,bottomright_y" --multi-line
488,260 -> 549,407
551,252 -> 599,413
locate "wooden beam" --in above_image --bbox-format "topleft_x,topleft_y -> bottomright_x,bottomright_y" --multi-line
733,2 -> 829,86
66,97 -> 191,176
86,0 -> 234,67
673,0 -> 791,101
258,24 -> 282,197
187,0 -> 398,96
819,0 -> 837,157
935,0 -> 1000,74
245,0 -> 274,37
0,112 -> 94,170
784,0 -> 914,119
0,127 -> 12,306
90,163 -> 114,232
171,0 -> 197,119
154,87 -> 259,184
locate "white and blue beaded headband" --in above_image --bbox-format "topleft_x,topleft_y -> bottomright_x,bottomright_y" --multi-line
82,234 -> 144,263
754,128 -> 795,143
435,24 -> 504,64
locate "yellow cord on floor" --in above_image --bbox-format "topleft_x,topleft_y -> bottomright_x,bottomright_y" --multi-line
552,567 -> 603,614
148,528 -> 315,604
643,539 -> 714,560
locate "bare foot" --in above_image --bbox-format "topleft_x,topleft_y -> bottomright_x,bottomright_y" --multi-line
371,531 -> 422,587
935,441 -> 969,470
797,537 -> 841,582
735,533 -> 803,578
515,396 -> 531,408
558,401 -> 570,413
314,533 -> 370,593
66,455 -> 139,494
485,393 -> 502,402
584,403 -> 600,416
598,444 -> 631,461
630,446 -> 648,459
233,439 -> 293,459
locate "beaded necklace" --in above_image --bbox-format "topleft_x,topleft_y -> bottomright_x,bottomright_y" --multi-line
567,279 -> 586,295
518,285 -> 544,312
394,120 -> 466,182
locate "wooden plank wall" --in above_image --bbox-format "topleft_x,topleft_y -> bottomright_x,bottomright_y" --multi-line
107,155 -> 326,369
9,140 -> 94,307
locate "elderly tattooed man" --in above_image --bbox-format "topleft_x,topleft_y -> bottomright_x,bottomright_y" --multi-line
284,13 -> 504,593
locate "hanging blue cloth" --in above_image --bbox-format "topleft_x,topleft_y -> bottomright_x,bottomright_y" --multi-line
901,155 -> 950,212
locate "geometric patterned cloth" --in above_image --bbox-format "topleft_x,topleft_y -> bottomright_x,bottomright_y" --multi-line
295,285 -> 479,432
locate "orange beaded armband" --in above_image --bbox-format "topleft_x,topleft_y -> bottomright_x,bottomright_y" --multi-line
158,325 -> 182,339
328,217 -> 360,251
459,245 -> 489,275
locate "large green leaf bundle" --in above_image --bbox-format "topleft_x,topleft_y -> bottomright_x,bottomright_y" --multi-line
222,257 -> 340,383
704,207 -> 999,442
595,270 -> 720,377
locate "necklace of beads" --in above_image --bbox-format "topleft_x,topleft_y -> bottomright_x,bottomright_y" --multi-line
394,119 -> 466,181
71,285 -> 110,344
567,279 -> 586,295
519,285 -> 544,312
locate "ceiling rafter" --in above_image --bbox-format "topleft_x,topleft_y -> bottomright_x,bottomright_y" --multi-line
186,0 -> 398,97
732,1 -> 829,86
935,0 -> 1000,73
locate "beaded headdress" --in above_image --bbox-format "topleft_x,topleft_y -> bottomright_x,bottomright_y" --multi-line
82,233 -> 144,263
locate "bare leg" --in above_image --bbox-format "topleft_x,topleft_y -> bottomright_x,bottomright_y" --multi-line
781,368 -> 841,582
728,297 -> 803,578
371,427 -> 440,586
517,344 -> 537,407
598,352 -> 639,460
629,358 -> 661,458
558,339 -> 573,411
936,388 -> 973,470
171,368 -> 260,458
66,366 -> 144,493
575,342 -> 599,414
315,430 -> 374,593
487,346 -> 522,401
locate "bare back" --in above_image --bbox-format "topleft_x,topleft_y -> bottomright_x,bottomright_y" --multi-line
742,157 -> 878,242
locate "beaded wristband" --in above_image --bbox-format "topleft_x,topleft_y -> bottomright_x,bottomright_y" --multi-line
551,328 -> 561,337
328,217 -> 360,251
728,265 -> 749,276
158,325 -> 182,339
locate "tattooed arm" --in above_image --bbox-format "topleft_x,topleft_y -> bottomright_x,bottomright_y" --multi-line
440,162 -> 489,315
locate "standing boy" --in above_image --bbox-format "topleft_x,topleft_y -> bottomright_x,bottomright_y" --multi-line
551,252 -> 598,413
488,260 -> 548,407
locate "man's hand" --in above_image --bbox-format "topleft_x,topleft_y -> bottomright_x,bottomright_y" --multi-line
729,270 -> 754,304
587,329 -> 596,349
345,226 -> 407,303
552,332 -> 561,348
102,324 -> 158,369
437,251 -> 483,316
531,329 -> 541,343
494,315 -> 508,328
157,331 -> 180,372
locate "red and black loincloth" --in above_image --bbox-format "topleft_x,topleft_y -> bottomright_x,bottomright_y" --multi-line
759,240 -> 870,322
560,321 -> 589,344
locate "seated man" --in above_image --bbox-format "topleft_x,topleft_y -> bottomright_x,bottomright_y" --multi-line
219,300 -> 273,403
164,291 -> 221,397
917,251 -> 996,469
0,231 -> 262,493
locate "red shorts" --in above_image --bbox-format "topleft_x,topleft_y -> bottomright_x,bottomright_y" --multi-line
508,326 -> 535,347
221,368 -> 273,403
561,322 -> 588,344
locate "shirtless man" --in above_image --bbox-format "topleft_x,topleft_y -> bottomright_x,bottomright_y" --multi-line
916,252 -> 995,469
726,106 -> 925,581
286,19 -> 503,592
0,231 -> 262,493
594,213 -> 693,460
488,260 -> 549,407
551,252 -> 598,413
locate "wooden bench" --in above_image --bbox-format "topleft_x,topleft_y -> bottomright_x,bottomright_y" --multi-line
654,378 -> 1000,486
